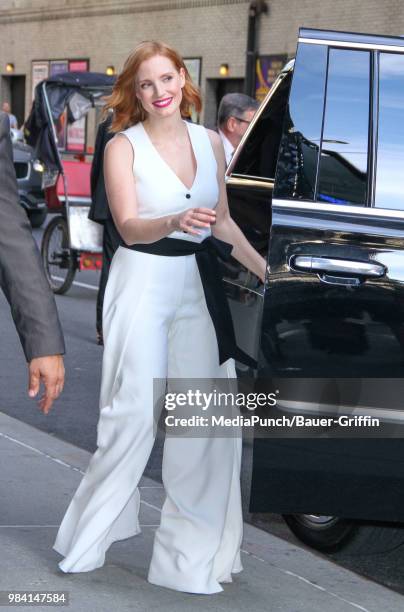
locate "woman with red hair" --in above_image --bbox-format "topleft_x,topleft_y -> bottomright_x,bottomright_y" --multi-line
53,41 -> 266,594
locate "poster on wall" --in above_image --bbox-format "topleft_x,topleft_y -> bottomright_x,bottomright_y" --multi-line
66,59 -> 89,152
184,58 -> 201,123
255,54 -> 288,102
184,58 -> 201,85
49,60 -> 68,76
31,61 -> 49,100
69,60 -> 88,73
50,61 -> 69,149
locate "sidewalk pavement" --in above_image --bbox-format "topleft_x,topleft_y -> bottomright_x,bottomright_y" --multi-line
0,411 -> 402,612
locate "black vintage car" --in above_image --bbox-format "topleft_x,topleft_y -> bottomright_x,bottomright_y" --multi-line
11,133 -> 47,228
225,28 -> 404,553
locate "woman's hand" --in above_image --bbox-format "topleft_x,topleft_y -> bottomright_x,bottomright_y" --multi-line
174,207 -> 216,236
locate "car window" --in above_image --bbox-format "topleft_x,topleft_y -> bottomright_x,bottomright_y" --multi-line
317,49 -> 370,206
274,45 -> 371,205
375,53 -> 404,210
230,69 -> 292,181
273,43 -> 328,200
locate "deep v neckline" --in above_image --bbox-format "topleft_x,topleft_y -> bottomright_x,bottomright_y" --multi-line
140,120 -> 199,192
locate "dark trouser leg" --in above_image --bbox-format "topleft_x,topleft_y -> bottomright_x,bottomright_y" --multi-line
96,221 -> 121,334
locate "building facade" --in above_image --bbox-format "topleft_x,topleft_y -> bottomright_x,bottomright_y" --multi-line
1,0 -> 404,135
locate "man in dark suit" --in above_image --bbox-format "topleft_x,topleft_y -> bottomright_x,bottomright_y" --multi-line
88,112 -> 121,345
0,112 -> 65,414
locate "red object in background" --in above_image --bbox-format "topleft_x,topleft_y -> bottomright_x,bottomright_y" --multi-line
79,252 -> 103,271
45,183 -> 62,211
67,59 -> 89,153
69,60 -> 88,72
73,153 -> 86,162
45,159 -> 92,211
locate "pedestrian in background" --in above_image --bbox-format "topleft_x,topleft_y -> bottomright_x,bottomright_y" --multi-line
2,101 -> 18,130
88,111 -> 122,345
217,93 -> 259,165
0,111 -> 65,413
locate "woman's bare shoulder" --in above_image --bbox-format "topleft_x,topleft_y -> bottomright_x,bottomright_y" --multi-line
105,132 -> 133,151
104,132 -> 135,164
205,128 -> 225,165
205,128 -> 222,147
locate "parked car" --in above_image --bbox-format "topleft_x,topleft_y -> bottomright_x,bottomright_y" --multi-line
11,131 -> 47,228
225,27 -> 404,553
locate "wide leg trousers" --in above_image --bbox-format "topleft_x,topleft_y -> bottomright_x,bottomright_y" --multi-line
53,246 -> 244,594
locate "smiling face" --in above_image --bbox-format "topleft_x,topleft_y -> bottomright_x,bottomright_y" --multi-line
135,54 -> 185,119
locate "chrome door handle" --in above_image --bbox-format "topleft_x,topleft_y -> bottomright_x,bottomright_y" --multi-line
290,256 -> 386,277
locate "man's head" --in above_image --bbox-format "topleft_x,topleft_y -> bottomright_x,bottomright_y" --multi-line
217,93 -> 259,148
2,101 -> 11,114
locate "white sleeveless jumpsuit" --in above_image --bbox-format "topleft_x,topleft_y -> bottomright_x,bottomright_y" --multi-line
53,120 -> 244,594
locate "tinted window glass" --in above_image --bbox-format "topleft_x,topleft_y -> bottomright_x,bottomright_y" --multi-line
231,70 -> 291,180
274,43 -> 327,200
375,53 -> 404,210
317,49 -> 370,205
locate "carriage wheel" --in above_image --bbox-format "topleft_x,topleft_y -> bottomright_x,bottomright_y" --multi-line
41,215 -> 77,294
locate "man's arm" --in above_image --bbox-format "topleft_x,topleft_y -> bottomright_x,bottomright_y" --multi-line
0,112 -> 65,360
0,112 -> 65,413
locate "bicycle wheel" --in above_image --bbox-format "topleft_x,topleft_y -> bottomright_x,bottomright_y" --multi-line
41,215 -> 76,294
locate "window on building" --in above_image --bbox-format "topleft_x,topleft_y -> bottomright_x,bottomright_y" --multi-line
375,52 -> 404,211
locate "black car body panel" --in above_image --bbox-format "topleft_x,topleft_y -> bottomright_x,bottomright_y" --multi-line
12,141 -> 46,213
260,208 -> 404,378
225,28 -> 404,522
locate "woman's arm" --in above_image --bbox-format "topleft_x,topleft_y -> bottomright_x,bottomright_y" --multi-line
104,134 -> 216,245
207,130 -> 267,283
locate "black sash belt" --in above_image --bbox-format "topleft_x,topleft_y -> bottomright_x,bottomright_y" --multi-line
123,235 -> 257,368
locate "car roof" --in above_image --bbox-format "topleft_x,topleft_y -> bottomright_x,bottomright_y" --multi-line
299,27 -> 404,50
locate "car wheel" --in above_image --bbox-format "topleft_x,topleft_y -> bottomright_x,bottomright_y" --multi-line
41,215 -> 76,294
283,513 -> 404,554
283,514 -> 355,552
28,209 -> 47,228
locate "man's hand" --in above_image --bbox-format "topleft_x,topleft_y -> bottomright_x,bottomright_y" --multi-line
28,355 -> 65,415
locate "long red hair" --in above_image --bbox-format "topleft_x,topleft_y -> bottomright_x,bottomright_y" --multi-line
104,41 -> 202,132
